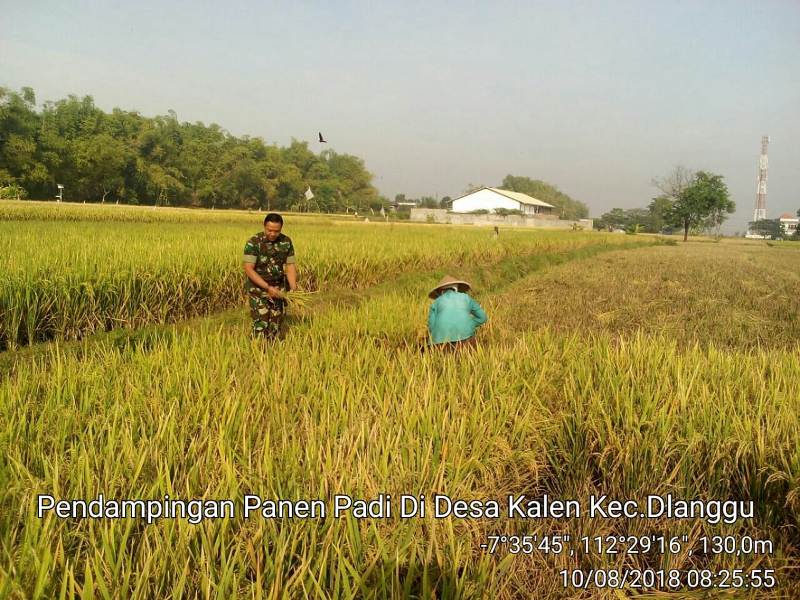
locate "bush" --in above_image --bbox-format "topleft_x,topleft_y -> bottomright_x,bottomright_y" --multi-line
0,184 -> 29,200
625,224 -> 642,235
494,208 -> 524,217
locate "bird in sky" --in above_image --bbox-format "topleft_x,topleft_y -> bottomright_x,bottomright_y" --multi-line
318,132 -> 327,143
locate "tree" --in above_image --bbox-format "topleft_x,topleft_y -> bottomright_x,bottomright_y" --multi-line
623,208 -> 651,233
322,150 -> 379,212
595,205 -> 670,233
500,175 -> 589,219
75,133 -> 130,202
464,183 -> 485,194
793,209 -> 800,240
666,171 -> 734,241
594,208 -> 628,231
647,195 -> 673,233
0,87 -> 43,197
704,200 -> 735,238
652,165 -> 695,203
139,162 -> 184,206
0,86 -> 381,209
418,196 -> 439,209
748,219 -> 784,240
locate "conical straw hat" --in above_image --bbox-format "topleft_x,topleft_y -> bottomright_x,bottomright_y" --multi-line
428,275 -> 472,299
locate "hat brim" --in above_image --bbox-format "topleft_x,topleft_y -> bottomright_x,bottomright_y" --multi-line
428,280 -> 471,299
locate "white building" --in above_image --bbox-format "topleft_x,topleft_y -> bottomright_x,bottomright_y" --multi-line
451,187 -> 556,216
745,213 -> 799,239
779,213 -> 798,236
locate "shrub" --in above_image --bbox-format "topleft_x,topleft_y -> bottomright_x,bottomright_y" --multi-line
0,184 -> 29,200
494,208 -> 524,217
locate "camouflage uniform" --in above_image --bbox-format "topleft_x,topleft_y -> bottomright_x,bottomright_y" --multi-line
243,232 -> 295,339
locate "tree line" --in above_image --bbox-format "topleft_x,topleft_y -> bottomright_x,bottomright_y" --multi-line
0,87 -> 383,212
1,86 -> 592,218
594,167 -> 736,240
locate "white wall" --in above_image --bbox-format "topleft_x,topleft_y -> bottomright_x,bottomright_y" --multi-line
781,218 -> 798,235
409,208 -> 593,229
451,189 -> 519,213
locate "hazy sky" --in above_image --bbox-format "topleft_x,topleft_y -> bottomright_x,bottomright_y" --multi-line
3,0 -> 799,231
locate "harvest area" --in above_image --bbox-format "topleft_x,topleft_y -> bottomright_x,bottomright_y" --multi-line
1,203 -> 798,598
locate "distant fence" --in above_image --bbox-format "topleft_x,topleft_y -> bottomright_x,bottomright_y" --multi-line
410,208 -> 593,230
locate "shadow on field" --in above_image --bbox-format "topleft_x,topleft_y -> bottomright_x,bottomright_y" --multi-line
371,333 -> 428,353
108,325 -> 177,353
367,559 -> 478,599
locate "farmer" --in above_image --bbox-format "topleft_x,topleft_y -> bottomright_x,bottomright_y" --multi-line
427,275 -> 488,350
243,213 -> 297,339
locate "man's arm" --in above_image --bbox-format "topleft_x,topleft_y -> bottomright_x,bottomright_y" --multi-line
285,263 -> 297,291
244,263 -> 283,298
470,297 -> 488,325
285,240 -> 297,291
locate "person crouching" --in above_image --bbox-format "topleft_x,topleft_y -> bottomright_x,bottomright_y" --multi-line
427,275 -> 488,351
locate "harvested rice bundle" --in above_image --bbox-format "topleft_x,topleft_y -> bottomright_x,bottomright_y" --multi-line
279,290 -> 316,312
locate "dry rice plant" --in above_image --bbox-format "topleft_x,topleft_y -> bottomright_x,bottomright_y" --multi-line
2,206 -> 796,598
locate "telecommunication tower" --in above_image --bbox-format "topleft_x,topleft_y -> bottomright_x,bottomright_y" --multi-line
753,135 -> 769,222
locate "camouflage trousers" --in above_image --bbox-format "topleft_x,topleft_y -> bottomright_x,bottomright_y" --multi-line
248,285 -> 287,340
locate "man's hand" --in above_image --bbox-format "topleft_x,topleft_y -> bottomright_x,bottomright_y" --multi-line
266,285 -> 284,299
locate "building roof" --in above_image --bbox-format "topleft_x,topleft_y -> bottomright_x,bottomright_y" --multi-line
452,187 -> 555,208
779,213 -> 796,220
486,187 -> 555,208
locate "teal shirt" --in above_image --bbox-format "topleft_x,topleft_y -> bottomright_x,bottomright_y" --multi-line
428,290 -> 488,344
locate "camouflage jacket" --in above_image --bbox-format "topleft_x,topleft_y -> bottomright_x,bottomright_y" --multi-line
243,232 -> 295,289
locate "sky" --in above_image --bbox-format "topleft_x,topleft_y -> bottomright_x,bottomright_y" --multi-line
2,0 -> 799,232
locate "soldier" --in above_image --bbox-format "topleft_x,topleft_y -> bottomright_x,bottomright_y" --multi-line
243,213 -> 297,339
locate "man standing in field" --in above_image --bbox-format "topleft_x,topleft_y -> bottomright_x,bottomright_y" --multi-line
243,213 -> 297,339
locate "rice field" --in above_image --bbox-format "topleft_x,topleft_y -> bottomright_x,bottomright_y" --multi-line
1,202 -> 798,599
495,241 -> 800,350
0,203 -> 639,350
